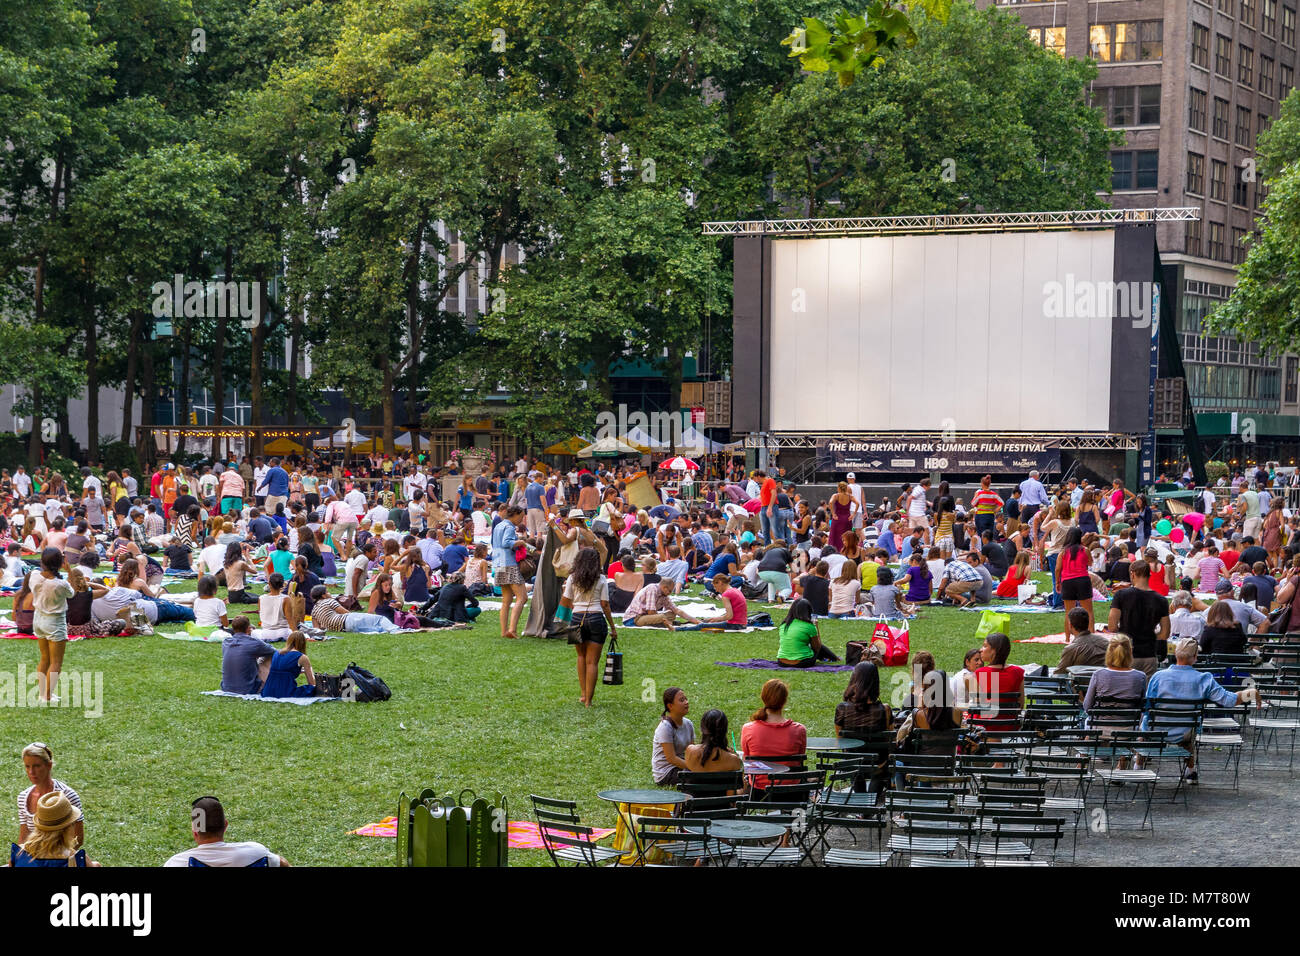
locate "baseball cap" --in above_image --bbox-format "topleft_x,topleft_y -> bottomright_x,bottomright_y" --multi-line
847,472 -> 856,480
1214,579 -> 1234,594
740,531 -> 755,544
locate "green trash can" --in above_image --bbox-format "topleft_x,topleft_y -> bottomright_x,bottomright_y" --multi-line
397,788 -> 508,867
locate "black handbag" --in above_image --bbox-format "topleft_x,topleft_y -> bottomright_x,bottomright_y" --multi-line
602,635 -> 623,685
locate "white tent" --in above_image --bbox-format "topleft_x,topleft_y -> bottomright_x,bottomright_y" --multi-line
312,426 -> 360,449
622,426 -> 668,451
577,436 -> 642,457
675,425 -> 726,454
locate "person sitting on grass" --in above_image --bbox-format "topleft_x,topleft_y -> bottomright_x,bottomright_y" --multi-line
1054,606 -> 1109,674
256,573 -> 291,642
260,630 -> 317,698
192,575 -> 230,631
10,791 -> 98,867
622,578 -> 701,630
683,709 -> 744,775
164,796 -> 289,867
868,566 -> 914,620
220,617 -> 275,694
936,553 -> 981,608
223,542 -> 258,605
776,598 -> 840,667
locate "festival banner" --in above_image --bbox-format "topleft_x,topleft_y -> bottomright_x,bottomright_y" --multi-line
815,438 -> 1061,475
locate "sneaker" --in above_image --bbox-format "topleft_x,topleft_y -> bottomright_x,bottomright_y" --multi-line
1184,770 -> 1199,785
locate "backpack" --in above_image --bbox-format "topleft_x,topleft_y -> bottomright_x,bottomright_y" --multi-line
341,662 -> 392,702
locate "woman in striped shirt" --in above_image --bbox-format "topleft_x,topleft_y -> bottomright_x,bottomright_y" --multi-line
18,743 -> 83,847
970,476 -> 1003,539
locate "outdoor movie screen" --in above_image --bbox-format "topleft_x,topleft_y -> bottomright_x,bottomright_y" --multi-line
766,230 -> 1120,434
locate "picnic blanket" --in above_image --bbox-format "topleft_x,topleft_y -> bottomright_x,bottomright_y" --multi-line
717,658 -> 854,673
347,817 -> 614,850
201,689 -> 340,705
2,631 -> 124,641
163,569 -> 198,578
960,604 -> 1059,614
1016,632 -> 1069,644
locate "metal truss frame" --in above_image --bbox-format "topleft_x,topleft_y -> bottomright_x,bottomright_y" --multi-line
703,208 -> 1201,237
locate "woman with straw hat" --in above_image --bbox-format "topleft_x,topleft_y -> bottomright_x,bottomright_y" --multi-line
17,742 -> 82,847
10,790 -> 98,867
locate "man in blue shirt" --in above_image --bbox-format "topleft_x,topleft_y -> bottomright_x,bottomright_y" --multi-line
441,535 -> 469,574
524,474 -> 547,537
418,528 -> 444,572
256,457 -> 291,515
1144,638 -> 1258,783
247,508 -> 277,544
1018,470 -> 1049,524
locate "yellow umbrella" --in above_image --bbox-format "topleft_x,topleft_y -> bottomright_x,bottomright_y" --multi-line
263,436 -> 304,455
544,435 -> 591,456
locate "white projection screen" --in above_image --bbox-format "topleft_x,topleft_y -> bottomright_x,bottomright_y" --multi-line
766,230 -> 1116,433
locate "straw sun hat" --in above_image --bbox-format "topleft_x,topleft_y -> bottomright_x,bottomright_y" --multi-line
34,791 -> 82,833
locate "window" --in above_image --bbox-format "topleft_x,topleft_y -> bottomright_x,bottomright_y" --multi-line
1216,34 -> 1232,76
1264,0 -> 1278,34
1193,23 -> 1210,67
1234,168 -> 1250,205
1261,55 -> 1275,95
1239,45 -> 1254,85
1231,227 -> 1247,263
1214,97 -> 1231,137
1188,152 -> 1206,193
1242,0 -> 1257,24
1207,221 -> 1226,259
1190,88 -> 1208,130
1028,25 -> 1067,53
1091,21 -> 1163,60
1106,85 -> 1162,124
1210,159 -> 1228,199
1237,105 -> 1253,145
1287,356 -> 1298,404
1219,0 -> 1233,12
1286,5 -> 1297,45
1282,63 -> 1294,97
1187,218 -> 1203,256
1111,149 -> 1159,189
1260,111 -> 1270,137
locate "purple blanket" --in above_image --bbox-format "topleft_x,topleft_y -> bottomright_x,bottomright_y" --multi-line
716,659 -> 854,673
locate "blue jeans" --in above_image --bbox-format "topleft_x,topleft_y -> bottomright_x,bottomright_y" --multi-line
778,509 -> 795,545
346,612 -> 401,633
759,508 -> 777,544
1046,552 -> 1063,609
974,514 -> 995,537
704,576 -> 744,595
139,596 -> 195,623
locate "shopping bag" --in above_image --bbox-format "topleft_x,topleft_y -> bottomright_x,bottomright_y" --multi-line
1017,583 -> 1037,603
974,609 -> 1011,640
870,620 -> 910,667
602,635 -> 623,685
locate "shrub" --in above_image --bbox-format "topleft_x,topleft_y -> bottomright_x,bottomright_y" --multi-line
98,440 -> 140,476
1204,460 -> 1229,484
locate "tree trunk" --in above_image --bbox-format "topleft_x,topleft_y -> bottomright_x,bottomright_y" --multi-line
27,385 -> 42,469
665,345 -> 683,455
85,286 -> 99,462
56,403 -> 71,458
178,307 -> 192,430
381,352 -> 396,454
212,245 -> 232,456
120,310 -> 145,445
287,293 -> 302,424
249,265 -> 266,457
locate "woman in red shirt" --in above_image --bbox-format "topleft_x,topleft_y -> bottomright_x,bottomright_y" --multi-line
1056,527 -> 1094,631
740,679 -> 807,790
996,551 -> 1032,599
971,633 -> 1025,732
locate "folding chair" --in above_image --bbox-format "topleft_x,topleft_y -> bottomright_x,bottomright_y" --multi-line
676,771 -> 745,800
957,753 -> 1021,778
967,689 -> 1025,734
972,814 -> 1066,865
1250,683 -> 1300,771
680,794 -> 743,820
1022,702 -> 1084,733
752,770 -> 825,805
1197,704 -> 1247,791
887,811 -> 974,862
529,795 -> 622,867
1143,699 -> 1204,802
812,804 -> 890,867
1023,754 -> 1090,859
733,800 -> 815,865
637,818 -> 730,866
1087,732 -> 1162,833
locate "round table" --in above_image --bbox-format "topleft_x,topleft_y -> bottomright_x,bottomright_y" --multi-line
685,818 -> 788,841
598,789 -> 690,864
805,736 -> 863,751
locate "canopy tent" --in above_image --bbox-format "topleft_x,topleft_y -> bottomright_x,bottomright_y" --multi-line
673,425 -> 727,455
577,436 -> 642,457
313,426 -> 360,449
263,436 -> 305,455
621,426 -> 668,452
543,435 -> 592,456
350,431 -> 415,453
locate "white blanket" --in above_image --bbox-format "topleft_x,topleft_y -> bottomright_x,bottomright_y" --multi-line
202,689 -> 340,705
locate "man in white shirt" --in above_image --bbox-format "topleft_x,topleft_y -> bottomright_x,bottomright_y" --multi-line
44,496 -> 64,528
908,477 -> 931,543
198,468 -> 218,506
845,472 -> 864,530
745,473 -> 761,500
12,466 -> 31,499
196,537 -> 227,578
344,541 -> 376,599
365,502 -> 388,528
514,456 -> 529,478
79,468 -> 102,500
164,796 -> 288,867
252,460 -> 268,505
344,484 -> 367,516
402,469 -> 423,502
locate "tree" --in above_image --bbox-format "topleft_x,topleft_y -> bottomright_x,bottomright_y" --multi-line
1208,90 -> 1300,350
783,0 -> 953,85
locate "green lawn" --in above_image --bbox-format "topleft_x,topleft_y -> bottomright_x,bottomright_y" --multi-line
3,573 -> 1066,866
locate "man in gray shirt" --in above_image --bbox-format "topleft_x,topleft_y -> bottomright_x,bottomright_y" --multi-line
1212,579 -> 1269,634
221,618 -> 275,694
970,552 -> 995,604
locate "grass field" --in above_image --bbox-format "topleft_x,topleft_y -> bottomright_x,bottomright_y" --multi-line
3,572 -> 1067,866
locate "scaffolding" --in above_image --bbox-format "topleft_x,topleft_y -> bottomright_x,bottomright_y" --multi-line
702,207 -> 1201,238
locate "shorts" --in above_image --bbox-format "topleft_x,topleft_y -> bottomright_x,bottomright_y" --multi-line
909,516 -> 929,530
1059,576 -> 1092,601
495,566 -> 523,586
33,612 -> 67,643
575,611 -> 608,645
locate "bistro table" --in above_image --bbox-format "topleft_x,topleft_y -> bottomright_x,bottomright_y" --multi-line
598,789 -> 691,865
683,817 -> 790,866
806,736 -> 863,751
